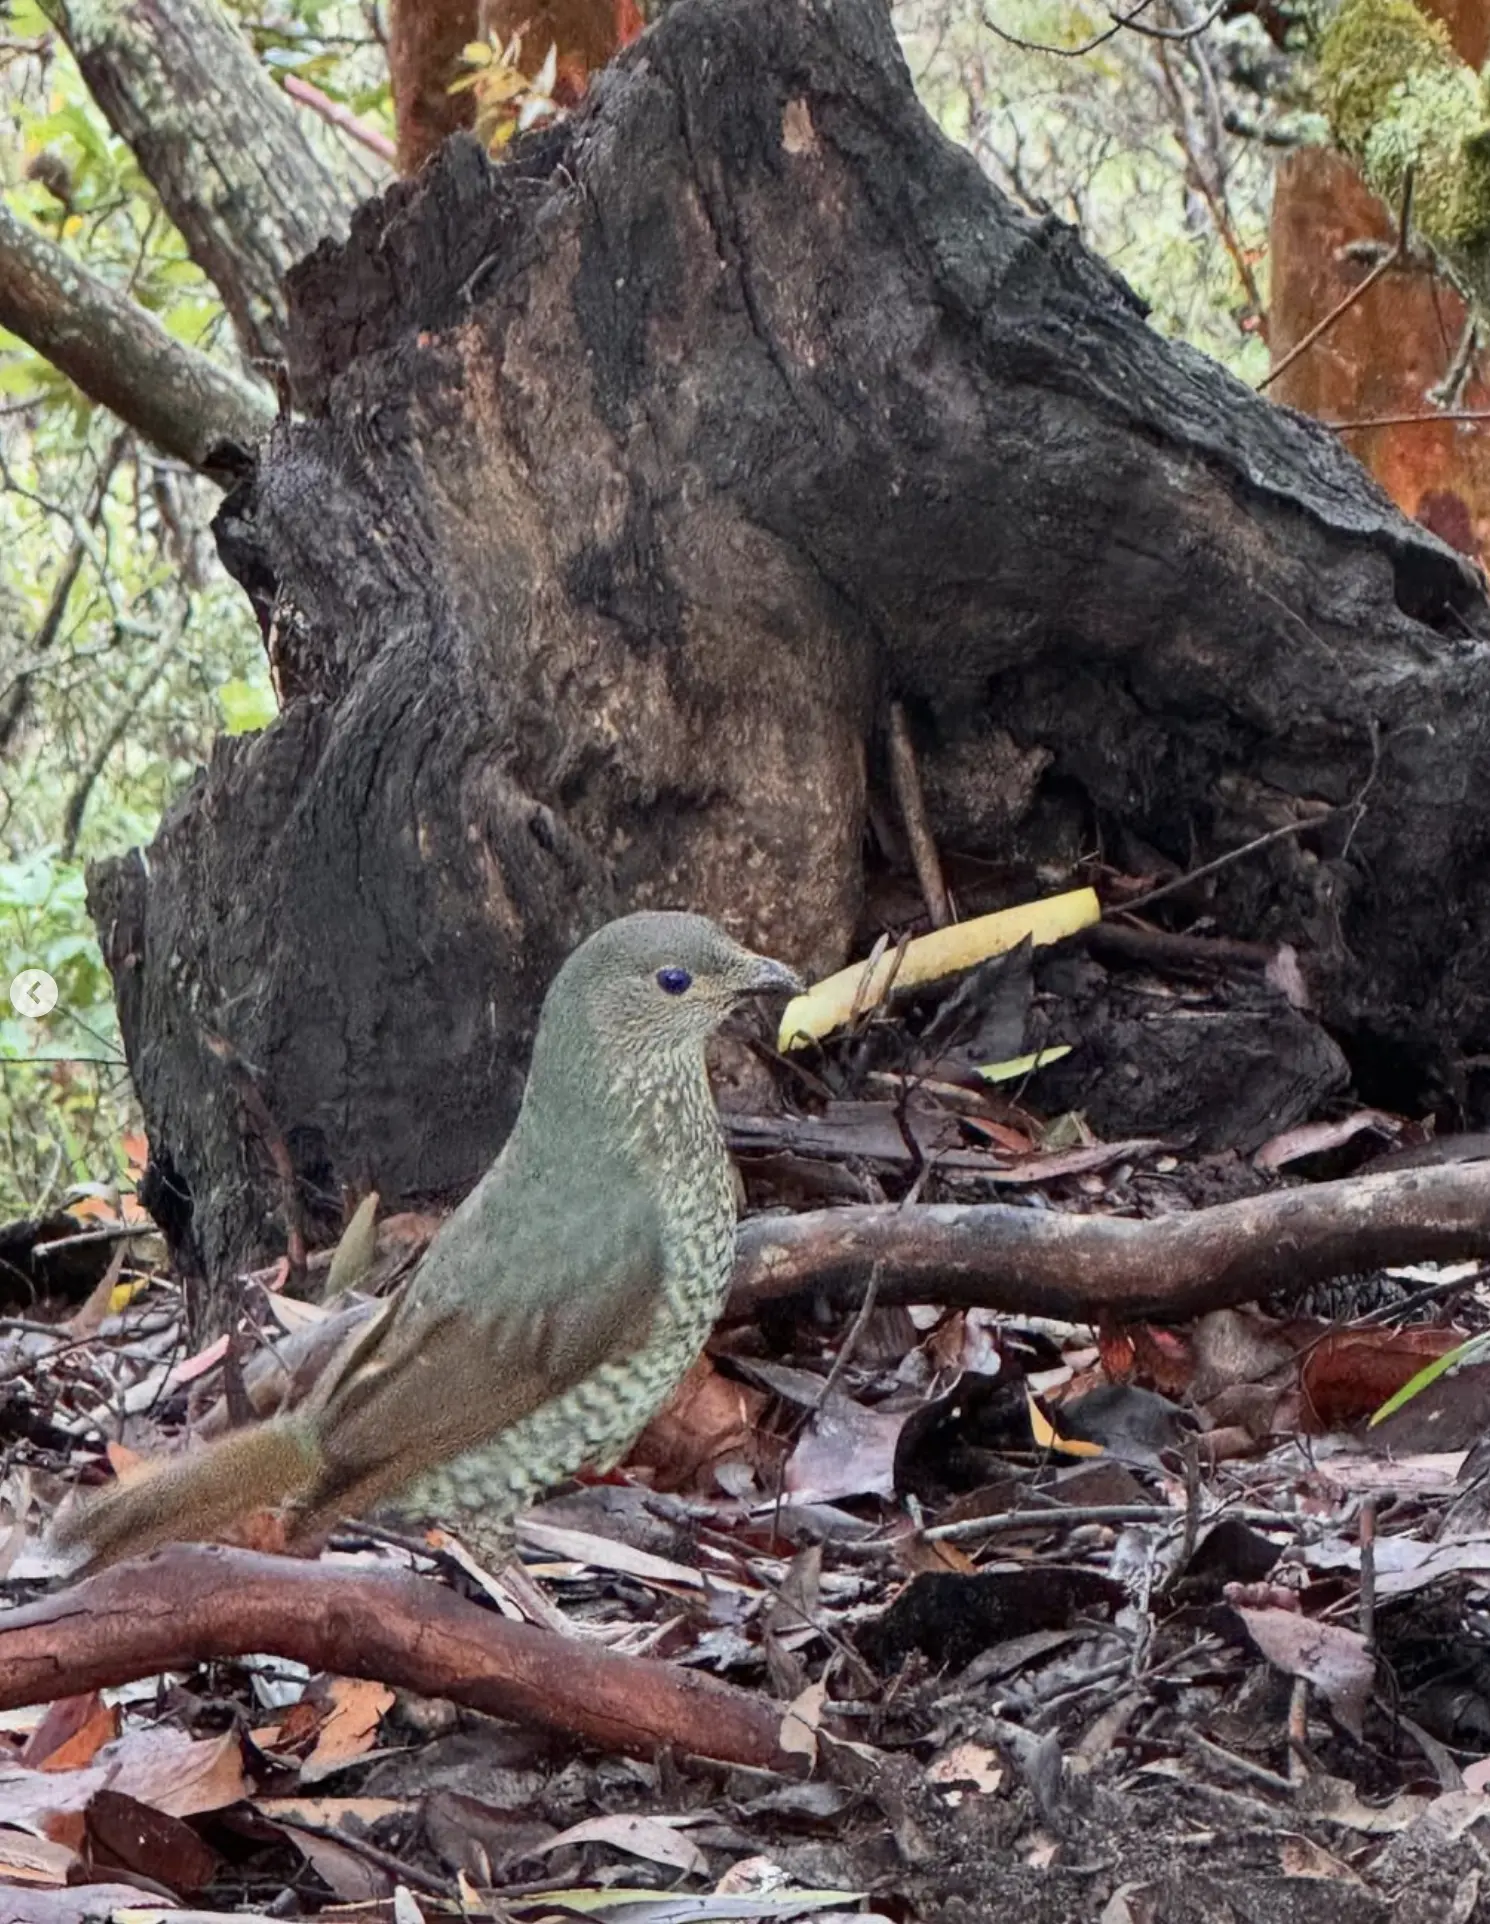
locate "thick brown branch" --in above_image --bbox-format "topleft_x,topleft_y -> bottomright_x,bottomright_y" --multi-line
42,0 -> 352,361
0,204 -> 272,471
0,1546 -> 797,1769
729,1162 -> 1490,1321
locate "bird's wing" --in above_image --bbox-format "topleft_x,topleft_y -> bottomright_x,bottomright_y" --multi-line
301,1166 -> 666,1518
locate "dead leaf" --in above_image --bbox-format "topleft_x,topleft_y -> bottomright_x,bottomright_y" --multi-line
538,1812 -> 709,1876
104,1724 -> 247,1818
926,1743 -> 1003,1795
86,1788 -> 218,1892
780,888 -> 1099,1046
326,1190 -> 380,1295
0,1825 -> 78,1886
21,1693 -> 118,1772
779,1679 -> 827,1764
1254,1110 -> 1401,1172
286,1824 -> 390,1900
1280,1834 -> 1365,1881
1299,1325 -> 1466,1431
783,1396 -> 903,1504
628,1354 -> 764,1491
0,1727 -> 245,1841
105,1440 -> 145,1479
1235,1608 -> 1373,1737
63,1243 -> 128,1337
167,1334 -> 231,1389
257,1796 -> 406,1827
517,1518 -> 721,1591
301,1677 -> 394,1777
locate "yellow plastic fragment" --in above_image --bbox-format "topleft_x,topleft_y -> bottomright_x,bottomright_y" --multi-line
778,887 -> 1100,1051
1027,1390 -> 1103,1458
108,1275 -> 151,1314
976,1045 -> 1073,1084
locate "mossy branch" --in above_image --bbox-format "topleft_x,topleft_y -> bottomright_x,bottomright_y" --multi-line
1316,0 -> 1490,311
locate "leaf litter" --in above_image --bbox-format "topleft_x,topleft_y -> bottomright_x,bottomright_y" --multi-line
10,888 -> 1490,1916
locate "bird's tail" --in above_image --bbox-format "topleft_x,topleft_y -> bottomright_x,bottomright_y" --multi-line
51,1417 -> 324,1573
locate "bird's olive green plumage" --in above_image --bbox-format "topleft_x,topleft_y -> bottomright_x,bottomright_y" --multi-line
56,912 -> 803,1571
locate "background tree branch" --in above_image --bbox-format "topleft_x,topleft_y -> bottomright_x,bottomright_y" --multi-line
39,0 -> 357,361
0,202 -> 274,471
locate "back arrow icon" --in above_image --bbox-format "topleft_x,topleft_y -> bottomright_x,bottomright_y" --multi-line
9,970 -> 59,1018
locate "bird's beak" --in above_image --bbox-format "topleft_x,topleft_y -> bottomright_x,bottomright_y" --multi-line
736,953 -> 806,999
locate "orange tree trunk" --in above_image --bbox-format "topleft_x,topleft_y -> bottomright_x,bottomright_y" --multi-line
1268,0 -> 1490,558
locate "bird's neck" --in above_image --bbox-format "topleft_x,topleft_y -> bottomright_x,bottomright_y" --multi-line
511,1020 -> 726,1192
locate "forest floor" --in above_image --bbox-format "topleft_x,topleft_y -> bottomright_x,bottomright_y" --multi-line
5,900 -> 1490,1923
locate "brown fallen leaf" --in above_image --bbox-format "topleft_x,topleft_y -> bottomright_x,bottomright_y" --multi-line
628,1353 -> 764,1492
783,1396 -> 904,1504
301,1676 -> 395,1778
85,1787 -> 218,1892
20,1692 -> 118,1772
1234,1607 -> 1373,1738
1299,1324 -> 1465,1431
0,1825 -> 78,1887
1254,1110 -> 1403,1173
1279,1834 -> 1366,1882
778,1679 -> 827,1765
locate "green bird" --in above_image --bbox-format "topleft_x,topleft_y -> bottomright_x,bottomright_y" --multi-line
55,911 -> 803,1571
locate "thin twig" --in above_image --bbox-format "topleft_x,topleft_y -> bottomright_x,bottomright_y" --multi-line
269,1812 -> 456,1898
1286,1678 -> 1310,1782
32,1224 -> 157,1256
887,701 -> 952,929
1260,170 -> 1415,393
1112,809 -> 1343,918
1326,407 -> 1490,431
925,1502 -> 1183,1544
812,1261 -> 883,1413
981,0 -> 1155,58
280,72 -> 396,163
1359,1496 -> 1377,1653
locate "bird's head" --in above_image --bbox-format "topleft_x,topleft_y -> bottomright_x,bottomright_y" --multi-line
552,910 -> 805,1054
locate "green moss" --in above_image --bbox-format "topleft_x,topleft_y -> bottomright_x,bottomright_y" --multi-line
1316,0 -> 1490,303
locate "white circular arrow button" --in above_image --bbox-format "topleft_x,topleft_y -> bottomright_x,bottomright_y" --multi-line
9,969 -> 58,1018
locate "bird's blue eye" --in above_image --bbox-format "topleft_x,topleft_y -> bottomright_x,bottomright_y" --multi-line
656,966 -> 692,995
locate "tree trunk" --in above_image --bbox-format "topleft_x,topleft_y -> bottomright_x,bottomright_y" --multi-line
388,0 -> 478,175
42,0 -> 353,362
89,0 -> 1490,1309
1268,0 -> 1490,558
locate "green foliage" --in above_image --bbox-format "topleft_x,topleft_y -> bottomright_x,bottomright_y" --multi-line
219,674 -> 279,736
1317,0 -> 1490,306
896,0 -> 1280,377
0,847 -> 130,1220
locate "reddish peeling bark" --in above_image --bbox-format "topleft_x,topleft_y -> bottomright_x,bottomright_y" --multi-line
1267,0 -> 1490,557
388,0 -> 479,175
0,1546 -> 799,1770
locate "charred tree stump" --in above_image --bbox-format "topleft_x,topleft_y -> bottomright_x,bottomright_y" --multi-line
89,0 -> 1490,1306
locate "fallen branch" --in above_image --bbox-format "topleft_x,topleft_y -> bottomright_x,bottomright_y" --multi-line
729,1161 -> 1490,1321
0,1545 -> 797,1769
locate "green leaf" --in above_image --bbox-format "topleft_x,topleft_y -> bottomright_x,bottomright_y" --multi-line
219,675 -> 278,735
1369,1329 -> 1490,1426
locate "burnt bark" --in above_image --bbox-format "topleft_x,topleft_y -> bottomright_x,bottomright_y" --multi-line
88,0 -> 1490,1301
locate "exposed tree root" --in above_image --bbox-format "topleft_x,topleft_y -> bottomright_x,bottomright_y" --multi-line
0,1545 -> 799,1768
730,1161 -> 1490,1320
